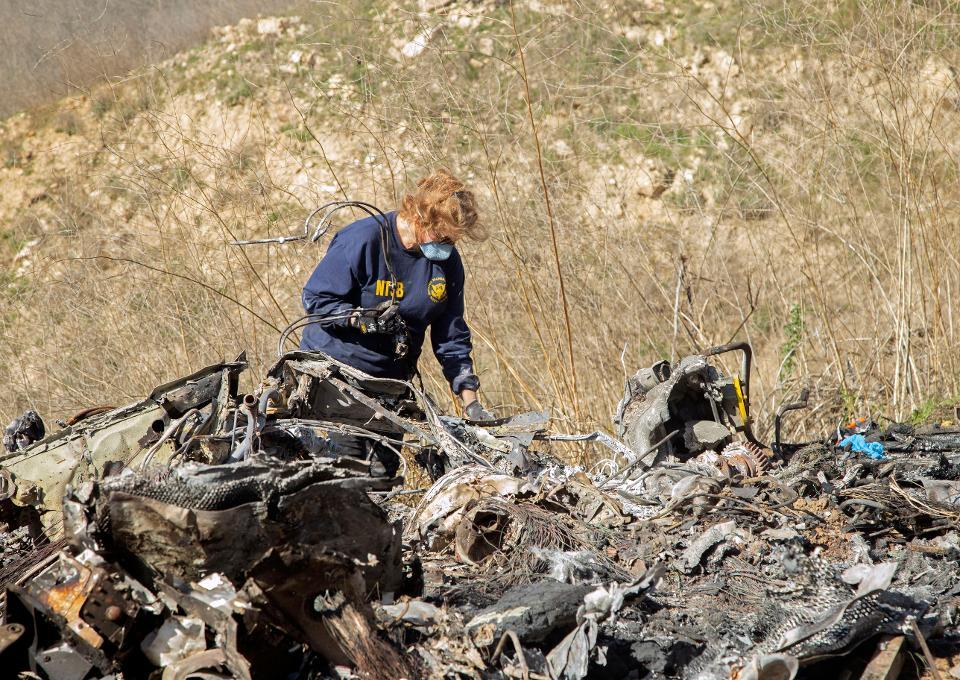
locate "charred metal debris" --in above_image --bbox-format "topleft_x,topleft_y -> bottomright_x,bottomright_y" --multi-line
1,345 -> 959,679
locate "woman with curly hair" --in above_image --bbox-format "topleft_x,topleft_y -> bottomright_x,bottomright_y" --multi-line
300,170 -> 493,471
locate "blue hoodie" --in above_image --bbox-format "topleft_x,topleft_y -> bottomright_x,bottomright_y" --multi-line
300,211 -> 480,393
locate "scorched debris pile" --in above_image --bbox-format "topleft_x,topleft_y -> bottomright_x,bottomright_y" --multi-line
0,346 -> 958,679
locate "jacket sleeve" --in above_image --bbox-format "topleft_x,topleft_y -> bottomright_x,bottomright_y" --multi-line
430,262 -> 480,393
301,232 -> 360,326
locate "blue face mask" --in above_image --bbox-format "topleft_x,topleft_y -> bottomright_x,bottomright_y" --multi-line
420,241 -> 454,261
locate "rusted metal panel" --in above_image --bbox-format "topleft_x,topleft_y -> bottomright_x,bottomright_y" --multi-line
27,553 -> 103,649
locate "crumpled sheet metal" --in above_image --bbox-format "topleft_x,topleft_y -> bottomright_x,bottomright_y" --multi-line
408,463 -> 629,555
378,599 -> 443,630
0,357 -> 245,531
398,418 -> 957,677
922,478 -> 960,506
616,354 -> 711,466
4,548 -> 165,678
7,460 -> 408,678
265,351 -> 491,470
437,439 -> 956,678
140,615 -> 205,667
5,349 -> 960,678
2,410 -> 45,453
547,565 -> 664,680
406,464 -> 530,547
66,458 -> 403,593
613,463 -> 723,519
681,519 -> 747,573
539,469 -> 627,526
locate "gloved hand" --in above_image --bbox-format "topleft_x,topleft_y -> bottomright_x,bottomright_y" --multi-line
350,301 -> 403,335
464,400 -> 495,422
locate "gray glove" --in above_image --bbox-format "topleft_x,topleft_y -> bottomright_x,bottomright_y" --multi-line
464,400 -> 494,422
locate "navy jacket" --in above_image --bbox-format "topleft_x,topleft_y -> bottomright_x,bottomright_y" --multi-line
300,211 -> 480,393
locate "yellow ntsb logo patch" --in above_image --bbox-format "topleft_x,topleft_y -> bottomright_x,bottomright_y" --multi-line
375,279 -> 404,298
428,276 -> 447,303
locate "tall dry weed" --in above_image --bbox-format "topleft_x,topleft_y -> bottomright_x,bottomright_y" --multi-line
1,0 -> 959,465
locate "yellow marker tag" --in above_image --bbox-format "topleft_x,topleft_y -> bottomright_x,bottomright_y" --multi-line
733,376 -> 749,426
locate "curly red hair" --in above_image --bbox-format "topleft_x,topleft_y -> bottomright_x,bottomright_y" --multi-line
399,169 -> 486,243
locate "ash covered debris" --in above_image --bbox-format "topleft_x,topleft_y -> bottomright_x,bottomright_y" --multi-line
1,345 -> 959,679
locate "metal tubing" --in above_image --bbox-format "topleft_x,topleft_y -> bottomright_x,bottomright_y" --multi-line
256,389 -> 280,431
228,203 -> 331,246
774,389 -> 811,456
228,401 -> 258,463
275,312 -> 364,357
701,341 -> 762,447
230,200 -> 390,246
702,341 -> 753,403
139,409 -> 200,471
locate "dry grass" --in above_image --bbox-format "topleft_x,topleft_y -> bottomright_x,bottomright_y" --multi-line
1,0 -> 959,465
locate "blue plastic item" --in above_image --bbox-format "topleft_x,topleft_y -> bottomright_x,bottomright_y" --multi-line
838,434 -> 886,460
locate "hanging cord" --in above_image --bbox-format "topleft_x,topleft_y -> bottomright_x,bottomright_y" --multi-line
230,201 -> 398,303
232,199 -> 398,301
229,204 -> 330,245
352,200 -> 400,305
261,201 -> 407,356
276,311 -> 371,357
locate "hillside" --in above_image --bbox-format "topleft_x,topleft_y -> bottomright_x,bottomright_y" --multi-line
1,0 -> 959,447
0,0 -> 304,117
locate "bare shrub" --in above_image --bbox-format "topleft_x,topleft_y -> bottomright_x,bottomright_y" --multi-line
2,1 -> 959,465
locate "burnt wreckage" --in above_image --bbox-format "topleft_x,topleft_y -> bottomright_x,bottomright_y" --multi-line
1,344 -> 959,679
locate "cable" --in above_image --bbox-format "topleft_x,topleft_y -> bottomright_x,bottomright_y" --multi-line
235,199 -> 404,358
276,310 -> 376,356
229,202 -> 342,246
312,201 -> 398,304
231,201 -> 397,304
280,202 -> 409,357
138,409 -> 201,471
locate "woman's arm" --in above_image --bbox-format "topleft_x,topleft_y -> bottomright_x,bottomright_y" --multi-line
430,261 -> 481,398
301,232 -> 360,324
